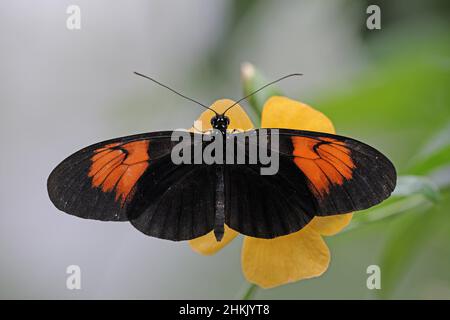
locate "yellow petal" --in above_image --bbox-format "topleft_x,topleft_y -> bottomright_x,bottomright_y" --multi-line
193,99 -> 254,132
189,225 -> 239,256
261,95 -> 352,234
309,214 -> 353,236
261,96 -> 335,134
242,226 -> 330,288
189,99 -> 253,255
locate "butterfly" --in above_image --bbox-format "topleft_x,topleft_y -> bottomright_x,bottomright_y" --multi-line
47,72 -> 396,242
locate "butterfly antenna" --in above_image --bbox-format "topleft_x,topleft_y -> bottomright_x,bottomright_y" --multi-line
134,72 -> 218,115
222,73 -> 303,115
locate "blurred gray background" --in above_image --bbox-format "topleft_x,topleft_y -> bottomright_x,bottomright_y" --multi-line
1,0 -> 449,299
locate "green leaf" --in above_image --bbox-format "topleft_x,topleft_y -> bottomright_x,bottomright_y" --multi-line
429,165 -> 450,190
408,122 -> 450,175
377,190 -> 450,299
377,207 -> 437,298
393,175 -> 440,203
347,194 -> 433,232
347,175 -> 440,231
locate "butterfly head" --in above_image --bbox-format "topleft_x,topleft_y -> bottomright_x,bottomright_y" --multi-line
211,114 -> 230,132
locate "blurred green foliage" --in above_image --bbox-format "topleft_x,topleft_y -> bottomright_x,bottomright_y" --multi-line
313,25 -> 450,298
241,21 -> 449,297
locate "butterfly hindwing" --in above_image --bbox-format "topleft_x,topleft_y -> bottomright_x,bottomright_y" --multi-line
224,159 -> 315,238
128,163 -> 217,241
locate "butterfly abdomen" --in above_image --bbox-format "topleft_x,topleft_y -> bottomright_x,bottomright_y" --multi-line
214,165 -> 225,241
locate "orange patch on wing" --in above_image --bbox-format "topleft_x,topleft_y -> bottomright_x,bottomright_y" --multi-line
90,149 -> 123,175
291,137 -> 320,159
91,153 -> 125,187
292,136 -> 355,197
102,165 -> 128,192
89,140 -> 150,205
320,144 -> 353,168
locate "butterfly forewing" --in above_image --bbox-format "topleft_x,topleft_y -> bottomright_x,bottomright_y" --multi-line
48,131 -> 178,221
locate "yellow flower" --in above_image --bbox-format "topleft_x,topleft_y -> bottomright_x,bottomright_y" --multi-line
189,96 -> 352,289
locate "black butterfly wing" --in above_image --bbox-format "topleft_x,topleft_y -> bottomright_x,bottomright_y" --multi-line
225,128 -> 396,238
47,131 -> 176,221
127,163 -> 217,241
224,159 -> 316,239
48,130 -> 216,240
